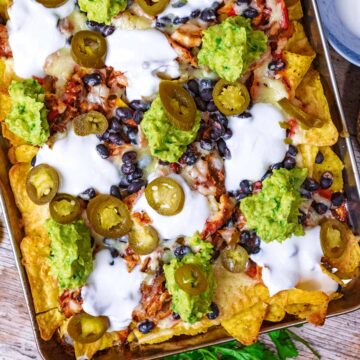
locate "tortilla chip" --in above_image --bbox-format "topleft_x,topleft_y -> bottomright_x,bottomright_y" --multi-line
36,309 -> 65,341
1,122 -> 29,146
9,163 -> 50,237
221,302 -> 268,345
0,58 -> 17,89
286,22 -> 315,57
313,146 -> 344,192
74,332 -> 119,360
20,235 -> 59,313
0,0 -> 11,20
297,144 -> 319,177
320,265 -> 344,287
0,91 -> 11,121
294,69 -> 338,146
282,51 -> 315,94
14,144 -> 38,163
265,302 -> 286,322
286,0 -> 303,21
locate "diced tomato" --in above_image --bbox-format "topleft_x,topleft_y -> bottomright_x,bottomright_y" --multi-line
288,118 -> 297,137
317,188 -> 333,200
332,204 -> 348,222
246,259 -> 262,280
47,109 -> 60,122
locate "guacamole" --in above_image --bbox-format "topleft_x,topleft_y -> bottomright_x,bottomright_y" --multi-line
141,96 -> 201,163
45,219 -> 93,289
198,16 -> 268,82
5,79 -> 49,146
164,233 -> 215,323
78,0 -> 127,24
240,168 -> 308,243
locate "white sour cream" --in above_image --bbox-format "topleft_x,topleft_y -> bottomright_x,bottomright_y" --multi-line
224,103 -> 287,191
251,227 -> 339,296
106,29 -> 180,101
160,0 -> 218,18
7,0 -> 74,78
336,0 -> 360,38
82,249 -> 145,331
36,127 -> 122,196
133,174 -> 210,239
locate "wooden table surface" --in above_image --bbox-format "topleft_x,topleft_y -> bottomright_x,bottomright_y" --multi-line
0,50 -> 360,360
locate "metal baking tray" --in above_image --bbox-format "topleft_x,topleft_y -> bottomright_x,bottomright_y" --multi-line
1,0 -> 360,358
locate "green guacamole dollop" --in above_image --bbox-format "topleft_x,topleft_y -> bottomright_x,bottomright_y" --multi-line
78,0 -> 127,24
164,233 -> 215,323
45,219 -> 93,290
141,96 -> 201,163
240,168 -> 308,243
5,79 -> 49,146
198,16 -> 268,82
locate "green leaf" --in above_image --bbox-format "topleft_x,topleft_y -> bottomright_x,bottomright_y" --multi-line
268,330 -> 299,360
287,330 -> 321,359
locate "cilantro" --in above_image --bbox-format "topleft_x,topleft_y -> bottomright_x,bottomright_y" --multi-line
269,330 -> 299,360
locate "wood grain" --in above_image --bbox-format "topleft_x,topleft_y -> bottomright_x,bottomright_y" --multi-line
1,50 -> 360,360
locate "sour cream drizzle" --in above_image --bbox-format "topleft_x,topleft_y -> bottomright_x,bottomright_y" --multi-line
82,249 -> 145,331
224,103 -> 287,191
106,29 -> 180,101
251,227 -> 339,296
7,0 -> 74,78
36,127 -> 122,196
160,0 -> 219,18
133,174 -> 210,239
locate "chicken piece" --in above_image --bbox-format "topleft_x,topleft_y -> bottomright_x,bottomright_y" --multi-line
171,23 -> 203,48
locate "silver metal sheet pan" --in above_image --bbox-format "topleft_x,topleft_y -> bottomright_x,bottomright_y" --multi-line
1,0 -> 359,358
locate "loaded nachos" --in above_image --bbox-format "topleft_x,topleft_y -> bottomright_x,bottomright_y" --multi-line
0,0 -> 360,359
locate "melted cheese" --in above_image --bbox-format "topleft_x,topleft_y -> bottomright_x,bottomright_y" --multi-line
7,0 -> 74,78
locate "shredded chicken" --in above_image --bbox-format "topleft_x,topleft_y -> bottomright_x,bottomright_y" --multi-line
58,289 -> 83,318
171,23 -> 203,49
0,25 -> 12,58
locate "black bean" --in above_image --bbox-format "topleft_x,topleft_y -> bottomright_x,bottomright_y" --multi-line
79,187 -> 96,201
210,121 -> 225,141
127,168 -> 143,183
99,130 -> 111,141
240,231 -> 261,254
138,320 -> 155,334
128,179 -> 147,194
116,107 -> 133,120
128,128 -> 138,144
223,128 -> 233,140
0,15 -> 6,25
96,144 -> 110,159
283,156 -> 296,170
240,179 -> 252,194
129,100 -> 150,112
233,190 -> 248,201
133,110 -> 144,124
86,20 -> 115,37
200,88 -> 213,102
320,171 -> 333,189
217,138 -> 231,159
287,145 -> 298,157
195,97 -> 207,111
213,112 -> 228,127
300,188 -> 312,199
187,79 -> 199,95
199,79 -> 214,90
174,245 -> 193,259
210,248 -> 221,263
211,1 -> 221,9
207,302 -> 220,319
121,162 -> 136,175
312,201 -> 328,215
237,111 -> 252,118
200,139 -> 214,151
172,0 -> 187,8
303,178 -> 320,192
119,176 -> 130,188
271,162 -> 284,170
243,7 -> 259,18
200,8 -> 216,22
207,100 -> 217,112
31,156 -> 37,167
261,170 -> 273,181
298,210 -> 307,225
315,151 -> 324,164
108,133 -> 123,145
155,21 -> 166,28
122,151 -> 137,164
160,16 -> 172,24
83,73 -> 102,87
331,192 -> 345,208
110,248 -> 120,258
182,150 -> 198,165
173,16 -> 189,24
268,59 -> 286,72
191,9 -> 201,18
110,185 -> 121,199
109,117 -> 122,132
236,0 -> 251,4
172,312 -> 181,320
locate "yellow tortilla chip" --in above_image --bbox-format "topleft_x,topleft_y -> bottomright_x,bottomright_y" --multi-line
0,58 -> 17,89
20,235 -> 59,313
295,69 -> 338,146
286,0 -> 303,21
313,147 -> 344,192
0,0 -> 11,19
283,51 -> 315,94
320,265 -> 344,287
0,91 -> 11,121
74,332 -> 119,360
36,309 -> 65,341
14,144 -> 38,163
2,122 -> 29,146
298,144 -> 319,177
221,302 -> 268,345
9,163 -> 50,237
286,22 -> 315,57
